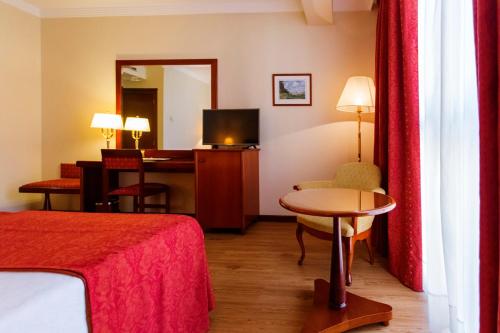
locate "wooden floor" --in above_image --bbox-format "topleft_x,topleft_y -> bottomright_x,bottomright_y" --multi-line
205,222 -> 429,333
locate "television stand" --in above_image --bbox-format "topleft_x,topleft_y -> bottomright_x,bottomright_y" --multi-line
194,148 -> 260,232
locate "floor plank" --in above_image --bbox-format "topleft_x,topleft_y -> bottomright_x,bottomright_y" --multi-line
205,222 -> 429,332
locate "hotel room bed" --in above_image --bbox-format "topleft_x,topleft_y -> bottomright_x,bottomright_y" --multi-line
0,211 -> 214,333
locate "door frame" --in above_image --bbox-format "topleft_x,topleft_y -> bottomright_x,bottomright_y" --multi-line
121,88 -> 158,149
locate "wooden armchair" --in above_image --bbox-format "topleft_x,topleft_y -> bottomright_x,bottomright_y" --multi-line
293,162 -> 384,286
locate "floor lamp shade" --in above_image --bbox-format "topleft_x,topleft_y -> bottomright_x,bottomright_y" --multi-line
336,76 -> 376,113
336,76 -> 375,162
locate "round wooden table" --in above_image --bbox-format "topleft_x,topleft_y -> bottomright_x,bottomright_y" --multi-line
279,188 -> 396,332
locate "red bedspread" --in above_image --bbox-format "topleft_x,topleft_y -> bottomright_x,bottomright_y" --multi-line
0,211 -> 214,333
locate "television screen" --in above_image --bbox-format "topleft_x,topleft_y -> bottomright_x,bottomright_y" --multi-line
203,109 -> 259,146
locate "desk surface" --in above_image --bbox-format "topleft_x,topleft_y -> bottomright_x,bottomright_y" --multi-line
76,158 -> 195,173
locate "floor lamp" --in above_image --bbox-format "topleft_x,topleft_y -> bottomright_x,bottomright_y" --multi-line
336,76 -> 375,162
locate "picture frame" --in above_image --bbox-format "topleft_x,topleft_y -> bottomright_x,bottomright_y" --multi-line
272,73 -> 312,106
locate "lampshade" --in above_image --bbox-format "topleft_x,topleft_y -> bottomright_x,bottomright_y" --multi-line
336,76 -> 376,113
124,117 -> 150,132
90,113 -> 123,129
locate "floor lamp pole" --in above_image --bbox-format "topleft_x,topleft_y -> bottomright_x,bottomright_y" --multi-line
357,108 -> 362,162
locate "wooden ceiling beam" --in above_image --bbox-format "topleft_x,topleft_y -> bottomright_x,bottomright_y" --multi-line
301,0 -> 334,25
300,0 -> 376,25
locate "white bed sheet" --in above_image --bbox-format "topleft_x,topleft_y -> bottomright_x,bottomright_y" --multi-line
0,272 -> 87,333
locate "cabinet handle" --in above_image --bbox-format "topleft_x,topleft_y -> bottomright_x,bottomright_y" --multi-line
199,158 -> 206,163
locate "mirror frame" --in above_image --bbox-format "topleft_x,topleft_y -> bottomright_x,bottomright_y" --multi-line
115,58 -> 218,148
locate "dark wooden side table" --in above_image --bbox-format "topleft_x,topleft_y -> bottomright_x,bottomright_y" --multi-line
279,188 -> 396,332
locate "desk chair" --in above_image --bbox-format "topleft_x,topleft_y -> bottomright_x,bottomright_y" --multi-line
101,149 -> 170,213
293,162 -> 384,286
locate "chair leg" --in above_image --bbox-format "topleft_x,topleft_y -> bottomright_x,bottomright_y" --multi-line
364,234 -> 375,265
101,193 -> 111,212
133,196 -> 138,213
43,193 -> 52,211
164,189 -> 170,214
296,223 -> 306,265
343,237 -> 354,286
139,196 -> 145,213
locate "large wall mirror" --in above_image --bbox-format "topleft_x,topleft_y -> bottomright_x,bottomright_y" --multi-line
116,59 -> 218,149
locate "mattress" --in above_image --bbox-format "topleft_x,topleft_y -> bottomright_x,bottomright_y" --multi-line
0,272 -> 87,333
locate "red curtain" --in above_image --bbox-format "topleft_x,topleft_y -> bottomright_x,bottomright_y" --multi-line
473,0 -> 500,331
374,0 -> 422,291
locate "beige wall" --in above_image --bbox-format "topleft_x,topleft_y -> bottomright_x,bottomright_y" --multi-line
0,3 -> 42,210
41,11 -> 377,214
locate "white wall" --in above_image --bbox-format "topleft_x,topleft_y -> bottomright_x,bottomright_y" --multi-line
164,66 -> 211,149
263,121 -> 374,213
41,11 -> 377,214
0,2 -> 42,211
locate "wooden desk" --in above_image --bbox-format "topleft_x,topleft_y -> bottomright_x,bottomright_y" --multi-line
279,188 -> 396,332
76,149 -> 260,233
76,158 -> 195,212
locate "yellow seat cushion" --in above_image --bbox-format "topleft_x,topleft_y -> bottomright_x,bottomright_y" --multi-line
297,214 -> 374,237
294,162 -> 384,237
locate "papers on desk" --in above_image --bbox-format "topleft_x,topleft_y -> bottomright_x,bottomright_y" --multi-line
143,157 -> 171,162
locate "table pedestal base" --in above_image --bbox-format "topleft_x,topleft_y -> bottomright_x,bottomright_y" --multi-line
302,279 -> 392,333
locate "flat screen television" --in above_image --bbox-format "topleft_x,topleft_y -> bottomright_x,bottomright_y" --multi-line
202,109 -> 259,147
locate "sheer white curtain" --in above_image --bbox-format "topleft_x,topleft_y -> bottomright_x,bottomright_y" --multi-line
418,0 -> 479,332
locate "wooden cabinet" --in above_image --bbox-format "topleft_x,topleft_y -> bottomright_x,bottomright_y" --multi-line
195,149 -> 259,232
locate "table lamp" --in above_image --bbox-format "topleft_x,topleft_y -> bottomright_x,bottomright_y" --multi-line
336,76 -> 375,162
90,113 -> 123,149
124,116 -> 150,149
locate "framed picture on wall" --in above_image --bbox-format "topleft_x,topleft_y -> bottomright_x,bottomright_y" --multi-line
272,73 -> 312,106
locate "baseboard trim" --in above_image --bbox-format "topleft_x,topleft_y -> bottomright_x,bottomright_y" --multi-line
257,215 -> 296,222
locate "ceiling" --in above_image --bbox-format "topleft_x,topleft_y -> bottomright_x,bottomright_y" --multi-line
24,0 -> 280,7
3,0 -> 374,18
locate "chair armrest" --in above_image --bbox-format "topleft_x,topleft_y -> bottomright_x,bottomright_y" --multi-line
371,187 -> 386,194
293,180 -> 335,191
